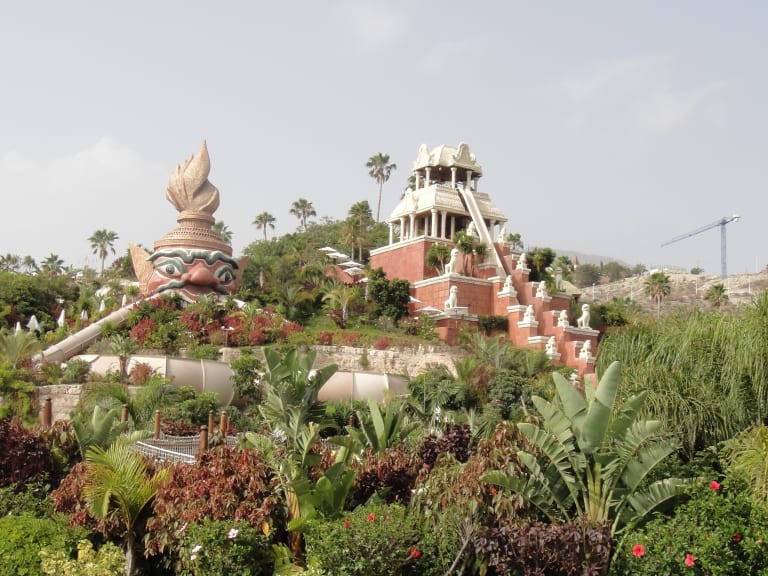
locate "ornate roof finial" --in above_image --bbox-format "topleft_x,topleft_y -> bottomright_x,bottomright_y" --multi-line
166,140 -> 220,216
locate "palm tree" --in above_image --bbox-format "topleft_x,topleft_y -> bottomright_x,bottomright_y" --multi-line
290,198 -> 316,232
253,211 -> 277,241
347,200 -> 374,261
704,282 -> 729,308
322,283 -> 359,328
366,153 -> 397,223
645,271 -> 671,318
483,361 -> 688,538
84,443 -> 168,576
110,335 -> 139,383
426,243 -> 452,276
88,229 -> 119,277
212,220 -> 233,245
40,253 -> 65,276
453,231 -> 475,276
0,330 -> 41,368
0,253 -> 20,272
21,255 -> 38,275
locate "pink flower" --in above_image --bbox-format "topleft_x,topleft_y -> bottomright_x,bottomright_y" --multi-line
685,553 -> 695,567
227,528 -> 239,539
709,480 -> 721,491
409,547 -> 422,559
367,513 -> 375,522
632,544 -> 646,557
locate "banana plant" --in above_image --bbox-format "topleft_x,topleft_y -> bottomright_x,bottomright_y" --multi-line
482,361 -> 688,537
347,398 -> 418,455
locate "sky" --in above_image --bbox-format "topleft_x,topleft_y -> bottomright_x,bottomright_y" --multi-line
1,1 -> 766,277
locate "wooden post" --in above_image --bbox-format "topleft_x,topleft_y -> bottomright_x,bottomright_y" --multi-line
199,425 -> 208,456
208,410 -> 215,434
121,404 -> 129,423
219,410 -> 228,435
42,398 -> 52,430
153,410 -> 161,439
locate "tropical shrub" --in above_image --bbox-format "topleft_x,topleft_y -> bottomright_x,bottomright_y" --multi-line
177,519 -> 274,576
145,446 -> 283,561
477,314 -> 508,335
0,481 -> 51,517
61,359 -> 91,383
304,502 -> 450,576
230,352 -> 263,403
0,513 -> 87,576
0,417 -> 56,488
482,362 -> 688,538
475,519 -> 612,576
348,446 -> 422,508
39,540 -> 123,576
128,361 -> 155,385
0,362 -> 35,419
611,479 -> 768,575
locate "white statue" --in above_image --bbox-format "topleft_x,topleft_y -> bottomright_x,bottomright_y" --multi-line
503,274 -> 514,292
545,335 -> 557,356
444,248 -> 459,275
466,221 -> 478,238
516,253 -> 528,270
536,282 -> 548,298
497,224 -> 507,244
557,309 -> 569,328
579,340 -> 592,359
577,304 -> 591,329
523,304 -> 535,322
444,285 -> 458,310
554,268 -> 564,291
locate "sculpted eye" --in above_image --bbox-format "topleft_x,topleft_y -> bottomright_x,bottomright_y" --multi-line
154,259 -> 185,277
216,267 -> 235,284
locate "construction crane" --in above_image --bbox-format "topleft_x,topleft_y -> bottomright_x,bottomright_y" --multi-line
661,214 -> 740,278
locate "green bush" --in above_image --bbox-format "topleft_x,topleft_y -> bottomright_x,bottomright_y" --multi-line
611,478 -> 768,575
304,503 -> 450,576
177,519 -> 274,576
0,482 -> 51,517
0,513 -> 87,576
61,359 -> 91,384
39,540 -> 123,576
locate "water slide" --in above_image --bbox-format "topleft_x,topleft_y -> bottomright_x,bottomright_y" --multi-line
36,301 -> 143,364
456,187 -> 507,277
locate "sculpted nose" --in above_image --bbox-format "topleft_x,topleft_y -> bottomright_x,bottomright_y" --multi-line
184,267 -> 218,285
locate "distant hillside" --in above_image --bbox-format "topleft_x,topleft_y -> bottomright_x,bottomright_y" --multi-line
585,270 -> 768,315
553,249 -> 629,267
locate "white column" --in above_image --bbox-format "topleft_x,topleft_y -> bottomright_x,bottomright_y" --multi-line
399,217 -> 406,241
388,223 -> 394,245
409,214 -> 415,238
431,209 -> 437,237
450,216 -> 456,240
451,167 -> 457,188
415,173 -> 420,190
425,167 -> 431,185
466,170 -> 473,189
441,210 -> 447,239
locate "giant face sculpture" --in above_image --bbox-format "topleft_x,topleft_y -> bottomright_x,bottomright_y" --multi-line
131,142 -> 244,302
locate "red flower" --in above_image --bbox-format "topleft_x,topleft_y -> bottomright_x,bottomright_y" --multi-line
343,518 -> 351,529
685,554 -> 695,567
409,547 -> 422,559
709,480 -> 721,491
732,533 -> 742,542
632,544 -> 646,557
367,513 -> 375,522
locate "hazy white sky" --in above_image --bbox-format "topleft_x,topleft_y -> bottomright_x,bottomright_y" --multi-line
1,1 -> 766,276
